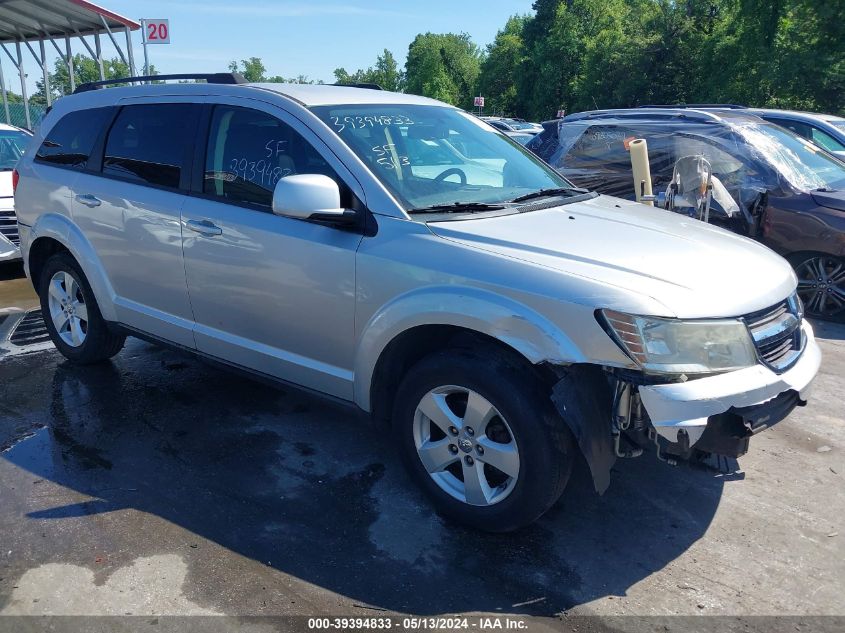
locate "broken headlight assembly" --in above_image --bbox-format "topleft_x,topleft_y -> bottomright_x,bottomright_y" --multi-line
600,310 -> 758,375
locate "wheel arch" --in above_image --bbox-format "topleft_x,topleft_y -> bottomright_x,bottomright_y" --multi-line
27,214 -> 118,321
355,286 -> 587,417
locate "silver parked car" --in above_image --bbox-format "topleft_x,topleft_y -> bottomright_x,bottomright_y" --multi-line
13,75 -> 821,531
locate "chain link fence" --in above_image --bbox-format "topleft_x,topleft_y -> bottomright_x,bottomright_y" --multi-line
2,102 -> 47,130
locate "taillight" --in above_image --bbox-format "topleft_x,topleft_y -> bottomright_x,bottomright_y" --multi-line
12,169 -> 19,193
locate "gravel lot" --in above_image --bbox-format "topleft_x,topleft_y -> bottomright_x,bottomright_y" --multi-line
0,261 -> 842,631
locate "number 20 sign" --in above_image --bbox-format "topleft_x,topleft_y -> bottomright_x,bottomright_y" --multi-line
142,19 -> 170,44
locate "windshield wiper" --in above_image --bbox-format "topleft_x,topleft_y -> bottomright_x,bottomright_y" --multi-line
409,202 -> 507,214
509,187 -> 589,203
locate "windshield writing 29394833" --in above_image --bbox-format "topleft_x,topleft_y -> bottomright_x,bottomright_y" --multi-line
330,114 -> 415,133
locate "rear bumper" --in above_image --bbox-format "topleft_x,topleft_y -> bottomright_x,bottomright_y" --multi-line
638,320 -> 820,445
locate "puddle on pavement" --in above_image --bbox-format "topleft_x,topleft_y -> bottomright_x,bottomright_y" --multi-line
0,265 -> 38,312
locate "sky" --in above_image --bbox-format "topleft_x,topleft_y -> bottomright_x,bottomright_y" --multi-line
3,0 -> 536,95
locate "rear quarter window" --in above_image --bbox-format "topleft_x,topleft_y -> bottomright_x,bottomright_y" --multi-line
35,107 -> 114,169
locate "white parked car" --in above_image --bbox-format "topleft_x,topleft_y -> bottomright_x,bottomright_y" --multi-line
0,123 -> 31,262
13,75 -> 820,531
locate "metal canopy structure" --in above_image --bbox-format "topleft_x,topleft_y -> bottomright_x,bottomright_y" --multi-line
0,0 -> 140,128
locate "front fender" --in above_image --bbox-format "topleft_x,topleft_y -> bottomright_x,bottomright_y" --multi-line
353,285 -> 587,411
29,213 -> 118,322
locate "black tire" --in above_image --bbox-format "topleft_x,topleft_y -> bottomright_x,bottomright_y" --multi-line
393,347 -> 575,532
38,252 -> 125,364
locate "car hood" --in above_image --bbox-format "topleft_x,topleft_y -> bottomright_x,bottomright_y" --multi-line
426,195 -> 797,318
811,188 -> 845,212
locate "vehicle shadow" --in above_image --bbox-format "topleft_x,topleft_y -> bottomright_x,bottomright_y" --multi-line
0,261 -> 25,282
0,342 -> 726,616
810,318 -> 845,341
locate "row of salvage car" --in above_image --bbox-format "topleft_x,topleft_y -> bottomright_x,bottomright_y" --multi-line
522,106 -> 845,322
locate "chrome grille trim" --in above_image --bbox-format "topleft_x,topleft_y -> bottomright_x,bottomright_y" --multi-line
0,209 -> 19,246
743,295 -> 804,373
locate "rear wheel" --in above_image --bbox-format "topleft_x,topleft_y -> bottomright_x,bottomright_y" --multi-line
792,253 -> 845,321
393,348 -> 574,532
39,253 -> 125,363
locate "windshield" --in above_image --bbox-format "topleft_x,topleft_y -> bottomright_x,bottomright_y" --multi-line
310,104 -> 571,211
831,120 -> 845,133
0,129 -> 29,171
736,122 -> 845,191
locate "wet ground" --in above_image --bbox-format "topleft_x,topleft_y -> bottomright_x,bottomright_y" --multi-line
0,261 -> 843,628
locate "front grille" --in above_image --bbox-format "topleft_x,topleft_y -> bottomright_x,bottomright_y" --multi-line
0,207 -> 19,246
743,296 -> 804,373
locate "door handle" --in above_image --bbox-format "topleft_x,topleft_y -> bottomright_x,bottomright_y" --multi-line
185,219 -> 223,237
75,194 -> 101,208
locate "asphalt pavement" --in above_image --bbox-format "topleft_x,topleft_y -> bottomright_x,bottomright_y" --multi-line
0,261 -> 843,630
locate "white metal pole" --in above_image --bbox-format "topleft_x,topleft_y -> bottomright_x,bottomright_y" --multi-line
0,58 -> 10,125
125,26 -> 137,76
94,31 -> 105,81
39,38 -> 51,107
141,20 -> 150,81
15,41 -> 31,129
65,36 -> 75,92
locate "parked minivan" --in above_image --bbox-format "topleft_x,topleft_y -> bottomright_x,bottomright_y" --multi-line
14,76 -> 820,531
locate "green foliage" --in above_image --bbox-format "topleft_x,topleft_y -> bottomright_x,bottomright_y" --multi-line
29,55 -> 157,104
404,33 -> 482,109
2,90 -> 23,104
478,16 -> 530,115
335,49 -> 403,91
476,0 -> 845,120
229,58 -> 320,84
23,2 -> 841,122
229,57 -> 267,82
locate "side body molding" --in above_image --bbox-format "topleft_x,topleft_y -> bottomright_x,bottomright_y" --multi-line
353,285 -> 586,412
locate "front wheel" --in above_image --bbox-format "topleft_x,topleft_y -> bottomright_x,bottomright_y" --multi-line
393,348 -> 575,532
38,252 -> 126,364
792,253 -> 845,321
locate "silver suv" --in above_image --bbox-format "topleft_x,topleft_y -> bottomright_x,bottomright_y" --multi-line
14,75 -> 821,531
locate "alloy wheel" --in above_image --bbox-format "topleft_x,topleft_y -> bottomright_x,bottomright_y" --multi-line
795,256 -> 845,319
413,385 -> 520,506
47,270 -> 89,347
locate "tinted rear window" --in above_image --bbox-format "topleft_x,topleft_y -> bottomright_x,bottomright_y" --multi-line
35,107 -> 113,169
103,103 -> 195,189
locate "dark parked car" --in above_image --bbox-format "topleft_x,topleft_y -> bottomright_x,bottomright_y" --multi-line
527,108 -> 845,320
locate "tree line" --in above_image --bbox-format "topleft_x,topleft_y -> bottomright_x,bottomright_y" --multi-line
338,0 -> 844,120
16,0 -> 843,121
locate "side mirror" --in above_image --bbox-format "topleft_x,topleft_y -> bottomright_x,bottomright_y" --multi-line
271,174 -> 355,224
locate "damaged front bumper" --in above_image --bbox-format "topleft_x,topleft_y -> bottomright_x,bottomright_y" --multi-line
638,320 -> 820,446
550,321 -> 821,495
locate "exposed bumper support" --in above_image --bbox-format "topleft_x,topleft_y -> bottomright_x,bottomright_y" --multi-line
639,321 -> 821,445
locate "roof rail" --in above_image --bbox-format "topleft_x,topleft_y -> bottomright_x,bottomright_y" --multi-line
565,108 -> 725,124
637,103 -> 748,109
74,73 -> 248,93
331,82 -> 383,90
